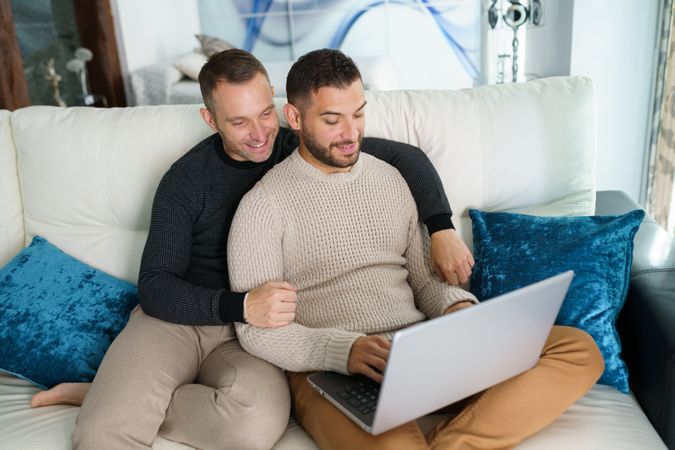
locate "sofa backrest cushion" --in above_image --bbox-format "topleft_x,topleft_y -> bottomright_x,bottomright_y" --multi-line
12,105 -> 210,282
9,76 -> 595,283
362,76 -> 596,243
0,110 -> 24,266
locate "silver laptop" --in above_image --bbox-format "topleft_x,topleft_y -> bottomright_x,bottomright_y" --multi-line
308,271 -> 574,435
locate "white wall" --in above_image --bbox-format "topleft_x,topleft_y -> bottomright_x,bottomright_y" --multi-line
570,0 -> 660,203
111,0 -> 200,75
525,0 -> 574,78
107,0 -> 660,205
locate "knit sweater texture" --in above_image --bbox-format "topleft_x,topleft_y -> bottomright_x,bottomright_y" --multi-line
229,151 -> 477,374
138,129 -> 455,326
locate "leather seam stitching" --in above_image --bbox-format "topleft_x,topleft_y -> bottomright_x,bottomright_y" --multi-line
631,268 -> 675,277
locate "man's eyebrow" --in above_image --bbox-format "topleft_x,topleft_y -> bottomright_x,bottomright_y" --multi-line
319,111 -> 340,117
227,103 -> 275,122
319,101 -> 368,117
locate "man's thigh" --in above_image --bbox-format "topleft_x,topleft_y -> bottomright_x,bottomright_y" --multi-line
159,340 -> 291,450
95,305 -> 229,390
287,372 -> 428,450
74,306 -> 231,446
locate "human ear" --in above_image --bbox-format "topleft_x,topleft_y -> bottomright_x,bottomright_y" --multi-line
283,103 -> 302,131
199,107 -> 218,133
199,107 -> 218,132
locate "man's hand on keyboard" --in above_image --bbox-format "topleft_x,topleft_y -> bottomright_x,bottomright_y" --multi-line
347,336 -> 391,383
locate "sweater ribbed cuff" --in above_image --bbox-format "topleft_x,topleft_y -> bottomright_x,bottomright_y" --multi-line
441,289 -> 478,315
418,282 -> 478,319
425,214 -> 455,235
324,333 -> 363,375
218,291 -> 246,324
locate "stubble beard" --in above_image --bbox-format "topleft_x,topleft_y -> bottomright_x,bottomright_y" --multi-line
301,129 -> 362,169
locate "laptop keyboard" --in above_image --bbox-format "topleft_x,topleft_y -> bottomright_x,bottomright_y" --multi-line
337,379 -> 380,415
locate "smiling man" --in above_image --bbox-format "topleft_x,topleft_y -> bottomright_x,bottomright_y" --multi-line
199,68 -> 278,163
228,49 -> 604,450
28,48 -> 479,450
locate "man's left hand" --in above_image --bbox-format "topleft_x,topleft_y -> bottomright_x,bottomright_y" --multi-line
430,229 -> 474,285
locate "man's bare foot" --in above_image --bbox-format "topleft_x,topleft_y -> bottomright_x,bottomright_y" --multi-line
30,382 -> 90,408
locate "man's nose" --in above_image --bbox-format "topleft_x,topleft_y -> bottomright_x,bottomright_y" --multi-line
341,119 -> 360,142
249,121 -> 265,142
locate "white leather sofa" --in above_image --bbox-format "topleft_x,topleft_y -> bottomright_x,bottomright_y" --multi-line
0,77 -> 670,449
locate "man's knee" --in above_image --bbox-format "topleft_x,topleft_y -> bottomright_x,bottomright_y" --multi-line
218,357 -> 290,449
205,394 -> 290,450
555,325 -> 605,382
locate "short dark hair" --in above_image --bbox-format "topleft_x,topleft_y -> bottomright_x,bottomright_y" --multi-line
198,49 -> 269,113
286,49 -> 362,107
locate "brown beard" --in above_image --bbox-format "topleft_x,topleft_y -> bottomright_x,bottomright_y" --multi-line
301,129 -> 362,168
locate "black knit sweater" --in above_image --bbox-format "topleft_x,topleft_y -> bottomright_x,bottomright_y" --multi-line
138,128 -> 454,325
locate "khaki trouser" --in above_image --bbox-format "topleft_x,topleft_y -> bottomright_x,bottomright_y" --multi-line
72,306 -> 290,450
288,325 -> 605,450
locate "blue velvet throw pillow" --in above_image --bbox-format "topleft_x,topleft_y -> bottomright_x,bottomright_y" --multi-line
469,209 -> 645,393
0,236 -> 138,389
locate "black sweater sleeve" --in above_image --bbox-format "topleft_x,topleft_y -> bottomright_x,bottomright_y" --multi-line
361,137 -> 455,234
137,167 -> 245,326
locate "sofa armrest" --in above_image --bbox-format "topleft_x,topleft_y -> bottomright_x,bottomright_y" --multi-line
595,190 -> 675,449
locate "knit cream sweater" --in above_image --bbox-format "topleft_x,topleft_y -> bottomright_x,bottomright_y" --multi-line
228,150 -> 476,375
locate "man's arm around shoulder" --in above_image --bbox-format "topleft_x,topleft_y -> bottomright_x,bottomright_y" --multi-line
361,137 -> 474,285
401,193 -> 478,319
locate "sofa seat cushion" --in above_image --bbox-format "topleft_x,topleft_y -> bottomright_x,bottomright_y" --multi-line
0,372 -> 664,449
0,372 -> 318,449
517,385 -> 666,449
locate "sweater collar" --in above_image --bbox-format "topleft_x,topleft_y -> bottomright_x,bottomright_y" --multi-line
288,148 -> 364,183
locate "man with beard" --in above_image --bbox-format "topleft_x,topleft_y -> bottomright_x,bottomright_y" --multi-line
228,49 -> 604,449
31,49 -> 476,449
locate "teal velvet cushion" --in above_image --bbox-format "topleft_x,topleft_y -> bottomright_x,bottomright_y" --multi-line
469,209 -> 645,393
0,236 -> 138,389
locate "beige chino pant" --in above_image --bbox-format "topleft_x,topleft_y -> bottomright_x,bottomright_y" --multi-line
72,306 -> 290,450
288,325 -> 605,450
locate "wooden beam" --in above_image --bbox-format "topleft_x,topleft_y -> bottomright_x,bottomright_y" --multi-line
0,0 -> 30,110
73,0 -> 126,107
